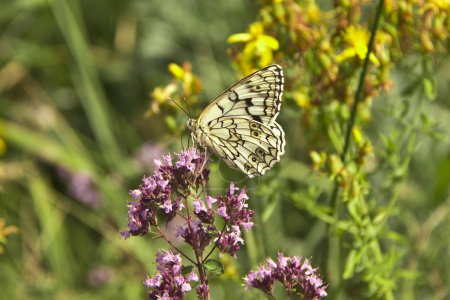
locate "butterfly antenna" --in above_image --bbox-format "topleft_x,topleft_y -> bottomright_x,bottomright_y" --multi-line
181,96 -> 193,119
168,98 -> 190,118
168,98 -> 191,150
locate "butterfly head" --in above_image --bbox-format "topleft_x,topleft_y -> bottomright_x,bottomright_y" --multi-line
187,118 -> 198,131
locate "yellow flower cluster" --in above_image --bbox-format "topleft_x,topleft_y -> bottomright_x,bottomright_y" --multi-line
147,62 -> 202,117
228,22 -> 279,75
0,218 -> 19,255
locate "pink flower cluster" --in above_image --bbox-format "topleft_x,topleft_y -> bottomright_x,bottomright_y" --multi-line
244,253 -> 327,299
144,250 -> 198,300
121,148 -> 255,298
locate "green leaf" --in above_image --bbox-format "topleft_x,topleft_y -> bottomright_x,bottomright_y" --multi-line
181,265 -> 194,275
203,259 -> 224,275
422,78 -> 436,100
343,249 -> 357,279
262,197 -> 278,222
165,116 -> 177,132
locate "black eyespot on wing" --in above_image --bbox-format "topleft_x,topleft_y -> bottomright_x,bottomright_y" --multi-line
255,147 -> 265,157
251,130 -> 260,138
250,122 -> 260,129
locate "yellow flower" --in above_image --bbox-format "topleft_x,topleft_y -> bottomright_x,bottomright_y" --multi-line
336,25 -> 380,66
147,62 -> 202,116
0,218 -> 19,255
293,88 -> 310,108
430,0 -> 449,9
147,83 -> 177,116
228,22 -> 279,73
306,1 -> 321,23
168,63 -> 185,81
0,137 -> 6,156
352,127 -> 364,147
219,254 -> 240,281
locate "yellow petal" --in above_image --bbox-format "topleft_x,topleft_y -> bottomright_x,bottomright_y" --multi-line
242,42 -> 258,59
293,91 -> 310,108
261,35 -> 279,50
352,127 -> 363,147
249,22 -> 264,36
168,63 -> 184,80
369,53 -> 380,66
0,137 -> 6,155
306,2 -> 321,23
355,45 -> 369,60
336,48 -> 357,62
258,48 -> 273,67
227,33 -> 252,43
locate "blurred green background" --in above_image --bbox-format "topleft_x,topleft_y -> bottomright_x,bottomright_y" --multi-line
1,0 -> 450,299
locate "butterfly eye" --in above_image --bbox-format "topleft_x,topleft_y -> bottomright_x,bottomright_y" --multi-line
250,122 -> 259,130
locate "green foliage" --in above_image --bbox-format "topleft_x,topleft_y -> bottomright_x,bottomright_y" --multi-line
1,0 -> 450,299
204,259 -> 225,276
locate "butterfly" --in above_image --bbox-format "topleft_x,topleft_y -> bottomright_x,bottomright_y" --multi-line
187,64 -> 285,178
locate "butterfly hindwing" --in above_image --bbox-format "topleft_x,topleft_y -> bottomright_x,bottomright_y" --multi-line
205,117 -> 285,178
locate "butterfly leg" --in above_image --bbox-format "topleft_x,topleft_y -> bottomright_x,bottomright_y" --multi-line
199,146 -> 209,172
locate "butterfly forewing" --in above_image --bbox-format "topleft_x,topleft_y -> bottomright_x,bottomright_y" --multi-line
191,64 -> 285,178
198,65 -> 284,126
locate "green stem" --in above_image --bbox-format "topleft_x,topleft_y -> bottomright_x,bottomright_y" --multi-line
326,0 -> 385,295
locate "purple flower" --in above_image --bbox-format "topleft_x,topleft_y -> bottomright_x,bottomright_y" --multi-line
122,148 -> 258,299
196,283 -> 210,299
217,183 -> 254,231
193,199 -> 207,214
145,250 -> 198,300
134,143 -> 164,171
193,198 -> 215,224
244,253 -> 327,299
120,201 -> 156,237
176,220 -> 214,252
121,148 -> 209,238
175,148 -> 201,172
216,225 -> 244,258
144,274 -> 162,288
88,265 -> 114,287
57,168 -> 101,208
243,263 -> 276,295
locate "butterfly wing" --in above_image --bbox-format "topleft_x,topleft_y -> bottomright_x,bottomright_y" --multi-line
201,117 -> 285,178
191,64 -> 285,177
197,65 -> 284,126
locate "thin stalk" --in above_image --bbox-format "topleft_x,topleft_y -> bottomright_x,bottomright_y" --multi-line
156,226 -> 197,265
326,0 -> 385,295
204,223 -> 226,262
